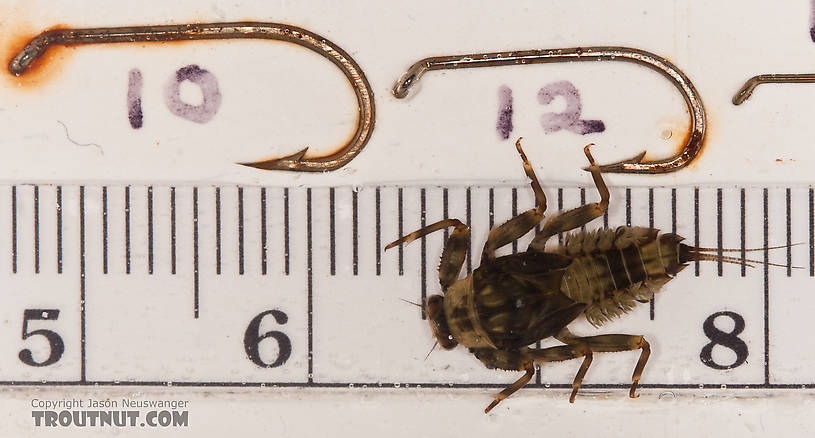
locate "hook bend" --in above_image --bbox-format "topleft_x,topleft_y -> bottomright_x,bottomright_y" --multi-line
394,47 -> 706,174
10,22 -> 376,172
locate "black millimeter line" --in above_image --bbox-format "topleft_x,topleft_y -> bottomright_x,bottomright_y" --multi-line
694,187 -> 699,276
717,188 -> 723,277
420,188 -> 427,320
284,188 -> 290,275
787,188 -> 792,277
11,186 -> 16,274
512,187 -> 518,253
809,187 -> 814,277
763,188 -> 770,385
375,186 -> 381,276
147,186 -> 154,275
171,187 -> 177,275
330,187 -> 336,276
79,186 -> 86,382
398,188 -> 404,276
57,186 -> 63,274
352,188 -> 359,276
102,186 -> 108,274
466,187 -> 472,274
649,188 -> 654,321
261,188 -> 267,276
238,186 -> 245,276
215,187 -> 221,275
193,187 -> 200,319
307,188 -> 314,383
125,186 -> 131,275
741,188 -> 747,277
34,186 -> 39,274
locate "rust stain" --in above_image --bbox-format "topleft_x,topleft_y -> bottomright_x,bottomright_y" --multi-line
1,26 -> 218,91
2,24 -> 73,90
1,30 -> 324,93
649,112 -> 708,173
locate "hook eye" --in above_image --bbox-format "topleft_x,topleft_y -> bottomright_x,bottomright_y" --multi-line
9,21 -> 376,172
393,47 -> 707,174
732,73 -> 815,105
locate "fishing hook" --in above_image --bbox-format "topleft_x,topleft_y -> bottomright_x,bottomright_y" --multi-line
393,47 -> 706,174
9,21 -> 376,172
732,73 -> 815,105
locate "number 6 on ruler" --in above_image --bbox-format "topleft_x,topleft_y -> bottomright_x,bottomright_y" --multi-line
243,310 -> 292,368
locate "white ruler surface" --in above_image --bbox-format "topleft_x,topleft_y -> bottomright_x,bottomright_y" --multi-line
2,183 -> 812,391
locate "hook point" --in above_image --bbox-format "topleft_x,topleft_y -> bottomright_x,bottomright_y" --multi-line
239,147 -> 309,171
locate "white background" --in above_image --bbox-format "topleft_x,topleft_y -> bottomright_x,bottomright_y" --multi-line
1,0 -> 814,436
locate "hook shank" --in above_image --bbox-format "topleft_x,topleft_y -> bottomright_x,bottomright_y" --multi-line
393,47 -> 706,174
732,73 -> 815,105
10,22 -> 376,172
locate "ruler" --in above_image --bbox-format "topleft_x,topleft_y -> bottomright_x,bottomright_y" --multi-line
2,183 -> 812,391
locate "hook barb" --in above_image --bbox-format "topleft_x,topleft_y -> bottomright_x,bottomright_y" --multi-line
10,22 -> 376,172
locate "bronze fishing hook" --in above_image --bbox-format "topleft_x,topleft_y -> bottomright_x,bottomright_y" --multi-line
9,21 -> 376,172
732,73 -> 815,105
393,47 -> 706,174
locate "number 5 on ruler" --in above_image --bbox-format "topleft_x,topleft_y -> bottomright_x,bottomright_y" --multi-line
19,309 -> 64,367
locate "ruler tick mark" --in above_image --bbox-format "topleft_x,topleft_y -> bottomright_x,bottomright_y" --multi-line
557,188 -> 563,247
741,188 -> 747,277
307,188 -> 313,383
512,187 -> 518,253
420,188 -> 427,319
261,188 -> 267,276
34,185 -> 39,274
57,186 -> 63,274
717,188 -> 723,277
193,187 -> 200,319
284,188 -> 290,275
443,188 -> 449,243
764,187 -> 770,385
79,186 -> 86,382
466,187 -> 472,274
102,186 -> 108,274
330,187 -> 336,276
787,187 -> 792,277
374,186 -> 382,275
671,188 -> 677,235
649,187 -> 654,321
625,188 -> 631,227
238,186 -> 245,276
694,187 -> 699,277
398,187 -> 404,276
170,187 -> 177,275
810,187 -> 814,277
352,188 -> 358,276
580,187 -> 586,233
375,186 -> 381,276
11,186 -> 16,274
125,186 -> 131,275
215,187 -> 222,276
489,188 -> 495,231
148,186 -> 154,275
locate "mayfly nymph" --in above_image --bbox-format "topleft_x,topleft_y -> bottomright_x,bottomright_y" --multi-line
386,138 -> 775,413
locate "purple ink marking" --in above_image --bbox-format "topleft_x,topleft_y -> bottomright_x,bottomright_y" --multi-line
538,80 -> 605,135
127,69 -> 144,129
811,0 -> 815,42
164,65 -> 222,124
497,85 -> 513,140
